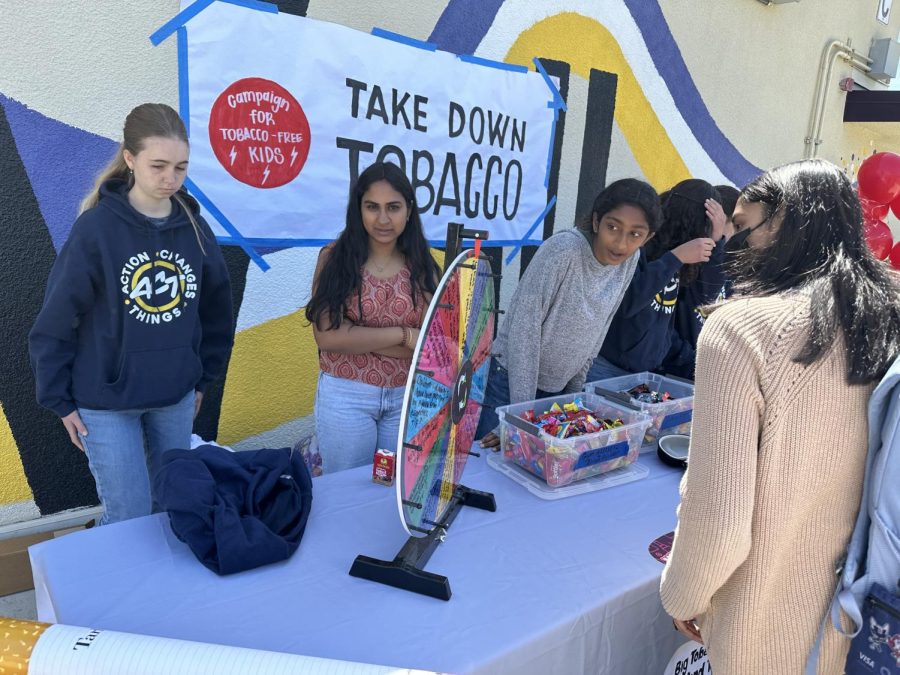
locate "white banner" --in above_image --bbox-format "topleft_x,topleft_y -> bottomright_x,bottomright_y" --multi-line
170,1 -> 559,248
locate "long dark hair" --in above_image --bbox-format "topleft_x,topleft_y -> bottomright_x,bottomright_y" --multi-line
732,159 -> 900,384
577,178 -> 663,234
645,179 -> 720,285
305,161 -> 440,330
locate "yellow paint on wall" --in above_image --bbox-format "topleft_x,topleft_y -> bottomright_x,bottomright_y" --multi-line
217,310 -> 320,445
0,404 -> 34,505
505,12 -> 692,191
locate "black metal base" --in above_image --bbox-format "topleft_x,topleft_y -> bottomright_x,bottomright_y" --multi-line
349,483 -> 496,601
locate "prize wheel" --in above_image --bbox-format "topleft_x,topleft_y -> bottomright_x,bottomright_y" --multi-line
395,250 -> 495,536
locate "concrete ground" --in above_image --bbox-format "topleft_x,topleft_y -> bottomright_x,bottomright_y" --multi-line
0,590 -> 37,621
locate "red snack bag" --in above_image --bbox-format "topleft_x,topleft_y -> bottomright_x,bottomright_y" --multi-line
372,448 -> 396,486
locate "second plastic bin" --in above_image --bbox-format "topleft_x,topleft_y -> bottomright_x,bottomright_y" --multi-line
584,372 -> 694,446
496,392 -> 651,488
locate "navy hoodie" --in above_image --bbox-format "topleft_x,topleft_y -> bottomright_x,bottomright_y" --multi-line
598,249 -> 684,373
29,179 -> 234,418
662,239 -> 728,378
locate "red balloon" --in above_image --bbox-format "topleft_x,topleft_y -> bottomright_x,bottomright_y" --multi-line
892,195 -> 900,221
861,196 -> 890,222
857,152 -> 900,206
864,219 -> 893,260
891,241 -> 900,270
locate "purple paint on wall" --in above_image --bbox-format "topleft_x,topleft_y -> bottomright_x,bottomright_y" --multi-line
0,94 -> 117,251
428,0 -> 505,54
621,0 -> 761,186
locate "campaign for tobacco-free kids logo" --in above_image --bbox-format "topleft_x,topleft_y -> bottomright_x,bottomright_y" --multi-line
208,77 -> 311,188
120,250 -> 197,324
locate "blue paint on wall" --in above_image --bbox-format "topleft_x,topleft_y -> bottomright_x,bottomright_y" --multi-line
428,0 -> 505,54
621,0 -> 761,186
0,94 -> 117,251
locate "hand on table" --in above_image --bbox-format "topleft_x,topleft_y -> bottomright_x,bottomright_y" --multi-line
61,410 -> 88,452
672,617 -> 703,644
480,432 -> 500,449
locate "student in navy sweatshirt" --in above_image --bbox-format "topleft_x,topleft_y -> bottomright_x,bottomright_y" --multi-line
29,103 -> 234,525
587,179 -> 725,382
662,185 -> 738,378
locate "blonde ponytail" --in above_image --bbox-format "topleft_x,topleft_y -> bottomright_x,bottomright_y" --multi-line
79,144 -> 130,214
173,192 -> 209,255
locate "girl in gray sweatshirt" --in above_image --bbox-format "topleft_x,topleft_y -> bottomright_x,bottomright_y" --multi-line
475,178 -> 662,445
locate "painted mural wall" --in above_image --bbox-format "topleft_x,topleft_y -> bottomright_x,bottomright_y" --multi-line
0,0 -> 897,526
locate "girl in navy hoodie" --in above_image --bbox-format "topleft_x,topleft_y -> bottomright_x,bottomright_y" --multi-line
29,103 -> 234,525
588,179 -> 725,381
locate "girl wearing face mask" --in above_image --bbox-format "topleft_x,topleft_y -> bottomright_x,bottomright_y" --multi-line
476,178 -> 661,448
306,161 -> 440,473
660,159 -> 900,674
29,103 -> 234,525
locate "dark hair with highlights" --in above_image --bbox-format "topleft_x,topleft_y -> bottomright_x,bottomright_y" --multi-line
305,161 -> 440,330
645,179 -> 720,285
577,177 -> 662,234
732,158 -> 900,384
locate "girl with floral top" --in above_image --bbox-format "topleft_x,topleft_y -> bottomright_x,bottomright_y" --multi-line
306,161 -> 440,472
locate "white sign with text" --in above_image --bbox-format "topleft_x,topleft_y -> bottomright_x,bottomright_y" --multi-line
180,2 -> 557,246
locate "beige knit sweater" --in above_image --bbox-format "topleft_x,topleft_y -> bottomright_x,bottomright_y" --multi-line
660,293 -> 873,675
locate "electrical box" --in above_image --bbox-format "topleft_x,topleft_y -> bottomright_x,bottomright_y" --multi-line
868,38 -> 900,81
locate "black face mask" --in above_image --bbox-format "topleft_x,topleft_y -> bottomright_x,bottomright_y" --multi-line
725,224 -> 761,254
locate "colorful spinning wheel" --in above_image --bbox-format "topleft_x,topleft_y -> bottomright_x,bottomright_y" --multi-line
395,250 -> 495,536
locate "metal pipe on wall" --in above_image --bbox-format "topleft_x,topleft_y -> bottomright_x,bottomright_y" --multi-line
804,39 -> 872,158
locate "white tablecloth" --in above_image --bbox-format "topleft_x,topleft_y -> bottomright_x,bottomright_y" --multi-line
29,452 -> 685,674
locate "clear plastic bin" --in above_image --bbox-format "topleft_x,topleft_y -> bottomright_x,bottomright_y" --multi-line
584,372 -> 695,446
495,392 -> 652,488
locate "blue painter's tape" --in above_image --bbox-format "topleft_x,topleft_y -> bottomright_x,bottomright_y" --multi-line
216,237 -> 335,248
220,0 -> 278,12
177,28 -> 190,135
458,54 -> 528,73
573,441 -> 629,470
214,237 -> 544,249
533,57 -> 567,112
371,27 -> 437,52
184,178 -> 270,271
504,195 -> 557,264
660,408 -> 693,431
150,0 -> 214,46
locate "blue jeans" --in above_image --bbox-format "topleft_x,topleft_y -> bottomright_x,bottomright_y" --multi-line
314,372 -> 404,474
585,355 -> 631,384
78,390 -> 195,526
474,359 -> 562,440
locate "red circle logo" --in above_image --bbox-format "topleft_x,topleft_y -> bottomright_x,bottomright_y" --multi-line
208,77 -> 311,189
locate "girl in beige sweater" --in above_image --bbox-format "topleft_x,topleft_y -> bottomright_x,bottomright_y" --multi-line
659,159 -> 900,674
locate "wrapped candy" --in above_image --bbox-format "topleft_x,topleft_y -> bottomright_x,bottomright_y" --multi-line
625,383 -> 674,405
518,398 -> 624,439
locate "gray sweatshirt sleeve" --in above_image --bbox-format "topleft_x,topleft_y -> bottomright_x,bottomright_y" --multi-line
503,243 -> 571,404
564,357 -> 593,394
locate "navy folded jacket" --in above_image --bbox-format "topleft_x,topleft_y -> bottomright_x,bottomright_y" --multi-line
153,445 -> 313,575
